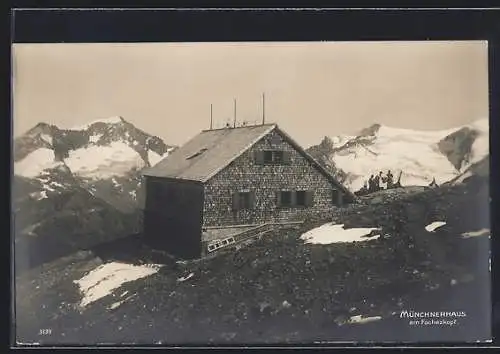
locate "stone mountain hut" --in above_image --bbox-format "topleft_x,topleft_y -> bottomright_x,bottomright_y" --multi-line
141,123 -> 356,259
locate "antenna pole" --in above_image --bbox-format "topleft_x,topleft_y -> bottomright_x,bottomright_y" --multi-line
262,92 -> 265,125
233,98 -> 237,128
210,104 -> 213,130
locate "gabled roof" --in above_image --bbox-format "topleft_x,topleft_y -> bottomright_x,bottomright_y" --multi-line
274,126 -> 356,200
142,124 -> 276,182
142,123 -> 357,200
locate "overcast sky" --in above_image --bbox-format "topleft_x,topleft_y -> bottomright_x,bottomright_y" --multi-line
12,41 -> 488,148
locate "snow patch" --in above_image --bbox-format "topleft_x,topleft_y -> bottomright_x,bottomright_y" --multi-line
108,294 -> 134,311
40,134 -> 52,145
111,178 -> 120,188
64,141 -> 145,180
425,221 -> 447,232
148,150 -> 164,166
348,315 -> 382,324
29,191 -> 48,200
71,116 -> 123,131
461,228 -> 490,238
301,223 -> 380,244
108,301 -> 124,310
129,190 -> 137,199
330,135 -> 356,149
14,148 -> 63,178
73,262 -> 161,307
177,273 -> 194,282
42,184 -> 56,192
89,133 -> 103,143
49,181 -> 65,189
453,170 -> 473,184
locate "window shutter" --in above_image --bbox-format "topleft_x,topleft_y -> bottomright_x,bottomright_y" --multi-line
305,190 -> 314,206
332,189 -> 338,205
338,191 -> 344,206
283,151 -> 292,165
232,192 -> 240,210
254,151 -> 264,165
291,191 -> 298,206
276,191 -> 282,207
249,191 -> 256,209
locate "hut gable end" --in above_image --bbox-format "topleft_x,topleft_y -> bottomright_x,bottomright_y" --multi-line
202,127 -> 350,227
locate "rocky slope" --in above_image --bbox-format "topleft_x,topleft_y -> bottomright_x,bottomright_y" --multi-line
306,119 -> 489,193
15,176 -> 491,345
13,116 -> 175,270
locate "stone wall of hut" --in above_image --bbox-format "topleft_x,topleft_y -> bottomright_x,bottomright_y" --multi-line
202,128 -> 345,227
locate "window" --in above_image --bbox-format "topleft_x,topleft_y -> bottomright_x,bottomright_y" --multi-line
239,192 -> 251,209
332,189 -> 343,206
296,190 -> 306,207
232,191 -> 255,210
208,236 -> 237,253
255,150 -> 291,165
281,191 -> 293,206
277,190 -> 314,208
186,148 -> 208,160
264,150 -> 283,164
278,191 -> 293,207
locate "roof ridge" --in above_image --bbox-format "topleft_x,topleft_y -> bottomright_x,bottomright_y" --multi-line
201,123 -> 277,133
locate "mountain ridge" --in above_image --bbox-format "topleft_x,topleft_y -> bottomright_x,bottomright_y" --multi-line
14,115 -> 175,209
307,118 -> 489,192
13,116 -> 176,271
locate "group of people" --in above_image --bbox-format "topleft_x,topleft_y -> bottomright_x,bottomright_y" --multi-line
356,170 -> 400,195
368,170 -> 395,192
356,170 -> 439,196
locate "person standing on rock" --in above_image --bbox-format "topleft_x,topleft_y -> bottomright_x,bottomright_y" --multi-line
373,172 -> 381,191
386,170 -> 394,189
368,174 -> 375,193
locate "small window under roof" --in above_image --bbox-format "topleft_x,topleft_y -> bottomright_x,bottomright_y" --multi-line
186,148 -> 208,160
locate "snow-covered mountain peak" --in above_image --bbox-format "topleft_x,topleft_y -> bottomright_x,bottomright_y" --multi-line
365,118 -> 488,140
329,134 -> 356,149
13,116 -> 175,211
25,122 -> 58,137
437,118 -> 489,171
71,116 -> 125,131
15,115 -> 173,176
466,117 -> 488,132
358,123 -> 382,137
307,118 -> 489,193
